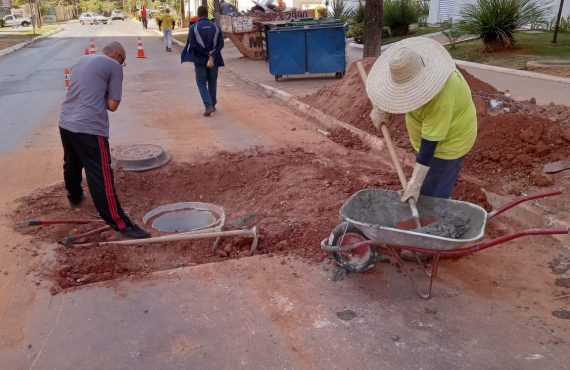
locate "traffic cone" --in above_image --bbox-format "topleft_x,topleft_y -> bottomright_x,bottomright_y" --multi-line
89,38 -> 96,55
84,48 -> 89,55
136,37 -> 146,58
64,68 -> 71,91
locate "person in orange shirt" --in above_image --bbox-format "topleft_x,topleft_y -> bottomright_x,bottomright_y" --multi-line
140,5 -> 148,29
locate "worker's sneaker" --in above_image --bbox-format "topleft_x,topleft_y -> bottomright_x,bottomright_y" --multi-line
400,250 -> 431,262
119,224 -> 151,239
203,106 -> 214,116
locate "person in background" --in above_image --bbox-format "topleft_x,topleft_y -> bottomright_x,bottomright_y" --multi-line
140,5 -> 148,29
160,8 -> 175,52
181,6 -> 224,117
58,42 -> 151,239
220,0 -> 237,15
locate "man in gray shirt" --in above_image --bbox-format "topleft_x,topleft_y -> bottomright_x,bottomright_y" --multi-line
59,42 -> 150,239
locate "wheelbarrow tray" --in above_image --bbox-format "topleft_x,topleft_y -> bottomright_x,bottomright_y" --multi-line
340,189 -> 487,251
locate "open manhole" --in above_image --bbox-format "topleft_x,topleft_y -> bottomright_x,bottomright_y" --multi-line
111,144 -> 171,171
143,202 -> 225,233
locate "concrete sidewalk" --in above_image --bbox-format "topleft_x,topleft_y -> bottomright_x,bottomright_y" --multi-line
221,35 -> 570,105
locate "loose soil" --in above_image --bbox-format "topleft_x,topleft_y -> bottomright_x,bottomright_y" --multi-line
303,61 -> 570,196
13,146 -> 493,292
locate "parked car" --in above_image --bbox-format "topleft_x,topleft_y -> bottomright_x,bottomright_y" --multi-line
2,14 -> 32,27
79,12 -> 108,25
111,10 -> 124,21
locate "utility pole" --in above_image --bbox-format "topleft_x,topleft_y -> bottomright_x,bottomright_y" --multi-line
552,0 -> 565,44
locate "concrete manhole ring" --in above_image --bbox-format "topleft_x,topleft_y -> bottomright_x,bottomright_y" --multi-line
111,144 -> 171,171
143,202 -> 226,233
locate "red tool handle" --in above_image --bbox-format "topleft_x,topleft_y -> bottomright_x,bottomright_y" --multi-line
22,219 -> 104,227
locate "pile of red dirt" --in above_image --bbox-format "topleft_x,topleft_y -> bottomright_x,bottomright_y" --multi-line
303,61 -> 570,195
14,147 -> 490,292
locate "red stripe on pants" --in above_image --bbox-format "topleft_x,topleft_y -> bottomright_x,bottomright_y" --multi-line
97,137 -> 126,230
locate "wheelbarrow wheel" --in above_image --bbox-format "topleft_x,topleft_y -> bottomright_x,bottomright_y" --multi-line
329,222 -> 377,273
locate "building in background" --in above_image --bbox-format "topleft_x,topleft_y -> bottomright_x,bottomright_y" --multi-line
428,0 -> 569,24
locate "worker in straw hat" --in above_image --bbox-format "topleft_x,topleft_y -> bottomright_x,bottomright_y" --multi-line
366,37 -> 477,202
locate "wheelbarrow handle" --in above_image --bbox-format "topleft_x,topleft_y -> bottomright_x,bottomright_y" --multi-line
487,189 -> 562,219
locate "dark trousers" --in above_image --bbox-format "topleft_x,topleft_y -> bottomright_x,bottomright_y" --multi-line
420,156 -> 466,199
194,64 -> 218,108
59,128 -> 131,231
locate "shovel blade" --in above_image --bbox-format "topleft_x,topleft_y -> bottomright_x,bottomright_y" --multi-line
543,160 -> 570,174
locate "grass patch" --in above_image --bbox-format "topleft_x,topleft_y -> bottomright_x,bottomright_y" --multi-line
382,26 -> 440,45
447,31 -> 570,70
0,25 -> 58,35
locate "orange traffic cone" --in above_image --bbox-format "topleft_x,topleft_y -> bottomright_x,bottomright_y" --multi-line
84,48 -> 89,55
136,37 -> 146,58
89,38 -> 96,55
64,68 -> 71,91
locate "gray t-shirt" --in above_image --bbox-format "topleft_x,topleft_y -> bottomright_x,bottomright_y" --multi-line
59,55 -> 123,138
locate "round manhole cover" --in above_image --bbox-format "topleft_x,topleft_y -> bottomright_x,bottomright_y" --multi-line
143,202 -> 225,233
111,144 -> 171,171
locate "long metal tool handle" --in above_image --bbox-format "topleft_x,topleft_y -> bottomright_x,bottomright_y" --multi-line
356,61 -> 421,227
72,227 -> 258,247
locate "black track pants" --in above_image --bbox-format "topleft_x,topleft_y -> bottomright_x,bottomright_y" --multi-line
59,127 -> 132,231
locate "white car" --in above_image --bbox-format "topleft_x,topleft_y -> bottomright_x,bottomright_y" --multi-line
111,10 -> 124,21
79,12 -> 108,25
2,14 -> 32,27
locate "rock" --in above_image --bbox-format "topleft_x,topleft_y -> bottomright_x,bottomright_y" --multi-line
529,97 -> 537,105
275,240 -> 288,251
215,249 -> 228,258
555,278 -> 570,288
561,129 -> 570,143
552,310 -> 570,320
520,122 -> 544,144
530,173 -> 554,187
533,142 -> 551,155
336,309 -> 357,321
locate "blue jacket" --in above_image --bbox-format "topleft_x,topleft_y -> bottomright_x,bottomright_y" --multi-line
181,18 -> 224,67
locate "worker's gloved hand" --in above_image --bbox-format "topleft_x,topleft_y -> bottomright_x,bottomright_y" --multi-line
401,163 -> 430,203
370,105 -> 388,130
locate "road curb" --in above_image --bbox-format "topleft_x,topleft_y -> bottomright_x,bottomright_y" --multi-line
223,66 -> 385,152
0,27 -> 64,59
454,59 -> 570,85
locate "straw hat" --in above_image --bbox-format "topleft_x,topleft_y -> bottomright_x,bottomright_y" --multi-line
365,37 -> 456,114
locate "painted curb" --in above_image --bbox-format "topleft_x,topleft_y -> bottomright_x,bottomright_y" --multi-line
454,59 -> 570,85
348,33 -> 478,50
223,66 -> 385,152
0,27 -> 63,59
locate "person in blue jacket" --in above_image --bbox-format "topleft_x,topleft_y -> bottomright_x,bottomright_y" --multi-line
181,6 -> 225,117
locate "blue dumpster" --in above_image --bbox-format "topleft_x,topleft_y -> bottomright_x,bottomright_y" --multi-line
267,24 -> 346,81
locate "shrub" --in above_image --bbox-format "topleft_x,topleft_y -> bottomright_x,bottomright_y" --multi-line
441,18 -> 466,49
383,0 -> 422,36
328,0 -> 355,22
417,0 -> 430,27
459,0 -> 548,51
352,0 -> 365,24
0,18 -> 5,28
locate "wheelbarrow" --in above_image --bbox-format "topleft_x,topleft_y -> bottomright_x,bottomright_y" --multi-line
321,188 -> 569,298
